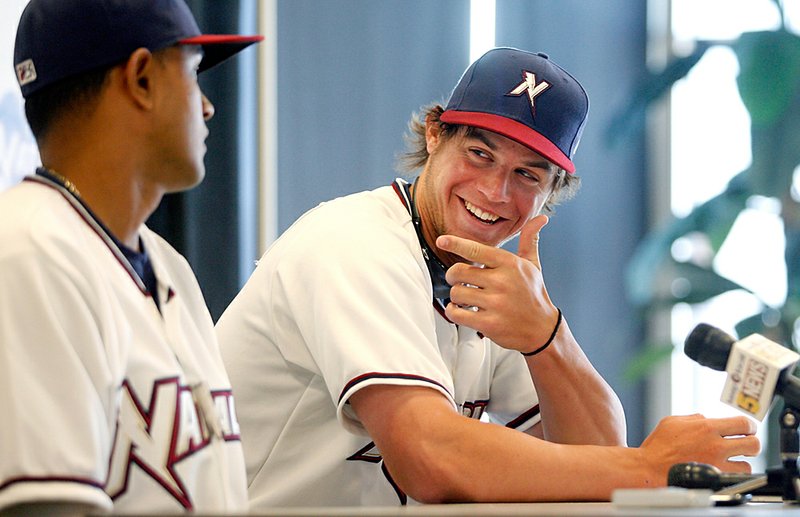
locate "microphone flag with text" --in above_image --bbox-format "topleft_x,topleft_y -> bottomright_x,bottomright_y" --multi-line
684,324 -> 800,421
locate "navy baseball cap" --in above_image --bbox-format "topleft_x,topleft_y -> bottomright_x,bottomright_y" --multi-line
14,0 -> 264,98
441,48 -> 589,173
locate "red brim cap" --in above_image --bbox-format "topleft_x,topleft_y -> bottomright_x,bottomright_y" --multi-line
440,48 -> 588,175
440,110 -> 575,173
180,34 -> 264,72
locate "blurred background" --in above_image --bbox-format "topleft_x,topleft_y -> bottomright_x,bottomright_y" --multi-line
3,0 -> 800,466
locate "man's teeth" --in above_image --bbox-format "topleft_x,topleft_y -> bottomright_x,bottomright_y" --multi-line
464,200 -> 499,223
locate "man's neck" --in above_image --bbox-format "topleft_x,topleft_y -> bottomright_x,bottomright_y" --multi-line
39,158 -> 161,250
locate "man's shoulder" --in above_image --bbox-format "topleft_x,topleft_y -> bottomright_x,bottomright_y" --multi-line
0,178 -> 57,219
292,184 -> 410,235
263,183 -> 417,270
0,180 -> 84,255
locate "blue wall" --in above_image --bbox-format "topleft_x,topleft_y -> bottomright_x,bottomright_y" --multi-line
277,0 -> 471,224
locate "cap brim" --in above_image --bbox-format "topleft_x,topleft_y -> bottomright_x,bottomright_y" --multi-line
440,110 -> 575,173
180,34 -> 264,72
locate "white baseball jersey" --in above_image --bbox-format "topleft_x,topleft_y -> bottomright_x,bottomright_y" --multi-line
0,174 -> 248,514
216,178 -> 540,508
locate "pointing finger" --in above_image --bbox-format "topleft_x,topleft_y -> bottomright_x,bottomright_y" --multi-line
436,235 -> 501,268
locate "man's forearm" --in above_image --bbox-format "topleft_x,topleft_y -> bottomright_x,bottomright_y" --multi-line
524,318 -> 627,446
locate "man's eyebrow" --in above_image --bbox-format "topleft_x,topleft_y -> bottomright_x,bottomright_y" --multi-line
523,158 -> 554,172
470,129 -> 498,150
471,129 -> 554,171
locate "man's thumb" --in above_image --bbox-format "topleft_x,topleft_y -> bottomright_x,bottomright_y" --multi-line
517,214 -> 549,266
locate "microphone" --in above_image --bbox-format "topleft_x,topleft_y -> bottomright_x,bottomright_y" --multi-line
668,462 -> 757,490
684,324 -> 800,420
668,462 -> 780,497
668,462 -> 766,487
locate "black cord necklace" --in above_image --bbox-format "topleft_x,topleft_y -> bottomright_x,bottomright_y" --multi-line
407,178 -> 452,301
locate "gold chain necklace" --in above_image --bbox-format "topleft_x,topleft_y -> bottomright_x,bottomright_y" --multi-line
42,167 -> 81,198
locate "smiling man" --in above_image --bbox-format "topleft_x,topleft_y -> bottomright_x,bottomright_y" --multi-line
216,48 -> 759,508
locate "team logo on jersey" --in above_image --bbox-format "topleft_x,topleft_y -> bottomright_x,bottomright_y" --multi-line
347,399 -> 489,466
105,377 -> 240,509
347,441 -> 382,464
460,399 -> 488,420
15,59 -> 37,86
506,70 -> 551,117
346,443 -> 407,505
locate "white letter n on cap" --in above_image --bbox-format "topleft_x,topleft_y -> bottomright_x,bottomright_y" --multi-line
507,71 -> 550,117
16,59 -> 37,87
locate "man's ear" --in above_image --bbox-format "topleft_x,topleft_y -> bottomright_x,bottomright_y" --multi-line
120,47 -> 157,111
425,114 -> 442,155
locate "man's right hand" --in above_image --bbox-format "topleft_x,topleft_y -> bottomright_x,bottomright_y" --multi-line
638,414 -> 760,483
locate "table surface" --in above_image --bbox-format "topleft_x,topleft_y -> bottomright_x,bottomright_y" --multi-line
239,502 -> 800,516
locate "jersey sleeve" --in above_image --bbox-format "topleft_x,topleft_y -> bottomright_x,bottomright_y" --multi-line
0,237 -> 120,512
485,346 -> 541,432
267,200 -> 457,434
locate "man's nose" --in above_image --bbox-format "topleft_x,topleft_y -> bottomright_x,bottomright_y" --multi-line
202,93 -> 215,121
477,170 -> 511,202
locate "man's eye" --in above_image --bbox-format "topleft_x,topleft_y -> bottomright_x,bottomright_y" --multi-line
517,169 -> 539,182
471,149 -> 489,159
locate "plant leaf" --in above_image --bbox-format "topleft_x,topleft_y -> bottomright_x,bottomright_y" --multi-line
626,174 -> 751,306
623,342 -> 675,382
605,42 -> 712,148
735,30 -> 800,126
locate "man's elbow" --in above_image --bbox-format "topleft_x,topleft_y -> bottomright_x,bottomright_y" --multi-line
404,482 -> 464,505
387,456 -> 475,504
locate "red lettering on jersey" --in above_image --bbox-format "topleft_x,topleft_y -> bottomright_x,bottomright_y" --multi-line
105,377 -> 212,509
211,390 -> 241,440
461,399 -> 489,420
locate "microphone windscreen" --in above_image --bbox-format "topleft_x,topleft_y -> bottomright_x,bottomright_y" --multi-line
668,462 -> 765,491
684,323 -> 736,371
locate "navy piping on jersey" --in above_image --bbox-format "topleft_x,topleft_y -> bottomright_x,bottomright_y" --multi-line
27,170 -> 159,307
338,372 -> 454,405
505,404 -> 541,429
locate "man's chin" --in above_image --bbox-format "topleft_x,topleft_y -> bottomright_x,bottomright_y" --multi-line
166,172 -> 205,194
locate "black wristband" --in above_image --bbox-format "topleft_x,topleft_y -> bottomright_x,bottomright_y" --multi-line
521,307 -> 562,357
